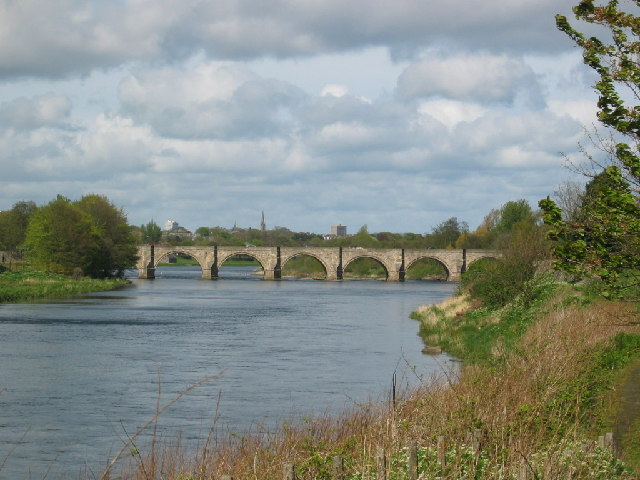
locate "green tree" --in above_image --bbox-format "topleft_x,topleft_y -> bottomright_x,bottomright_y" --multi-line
494,199 -> 534,234
429,217 -> 468,248
0,200 -> 36,251
24,195 -> 98,274
195,226 -> 211,239
351,225 -> 380,248
25,195 -> 137,278
140,220 -> 162,244
540,1 -> 640,297
74,194 -> 138,278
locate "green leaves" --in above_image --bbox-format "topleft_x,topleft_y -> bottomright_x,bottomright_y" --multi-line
546,1 -> 640,298
24,195 -> 138,278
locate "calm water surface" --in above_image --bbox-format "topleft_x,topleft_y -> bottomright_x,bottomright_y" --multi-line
0,266 -> 456,478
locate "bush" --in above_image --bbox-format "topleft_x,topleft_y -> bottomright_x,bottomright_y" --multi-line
461,222 -> 551,308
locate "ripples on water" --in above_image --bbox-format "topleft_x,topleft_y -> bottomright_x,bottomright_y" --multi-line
0,266 -> 456,478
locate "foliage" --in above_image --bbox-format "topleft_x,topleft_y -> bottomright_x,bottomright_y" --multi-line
429,217 -> 468,248
542,1 -> 640,298
541,167 -> 640,297
24,194 -> 138,278
494,199 -> 534,234
349,225 -> 381,248
0,200 -> 36,251
24,195 -> 98,274
75,194 -> 138,278
418,274 -> 558,363
461,221 -> 552,308
140,220 -> 162,244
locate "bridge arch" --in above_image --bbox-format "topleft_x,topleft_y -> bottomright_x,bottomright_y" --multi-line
217,250 -> 267,278
342,255 -> 390,280
405,256 -> 451,280
280,252 -> 328,279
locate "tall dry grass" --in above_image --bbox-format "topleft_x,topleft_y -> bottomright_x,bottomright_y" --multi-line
108,297 -> 639,479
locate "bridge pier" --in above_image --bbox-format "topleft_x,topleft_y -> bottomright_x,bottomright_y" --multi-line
264,268 -> 281,280
387,271 -> 402,282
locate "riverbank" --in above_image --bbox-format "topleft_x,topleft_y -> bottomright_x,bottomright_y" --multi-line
98,274 -> 639,479
0,270 -> 129,303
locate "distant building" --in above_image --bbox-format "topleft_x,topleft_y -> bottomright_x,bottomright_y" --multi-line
331,224 -> 347,236
164,220 -> 179,231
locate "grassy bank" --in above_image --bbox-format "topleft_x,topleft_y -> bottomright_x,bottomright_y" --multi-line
95,274 -> 639,479
0,270 -> 129,303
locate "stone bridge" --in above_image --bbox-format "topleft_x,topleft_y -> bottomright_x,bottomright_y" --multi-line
136,245 -> 498,282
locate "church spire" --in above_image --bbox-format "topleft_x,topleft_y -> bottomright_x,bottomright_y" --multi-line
260,211 -> 266,231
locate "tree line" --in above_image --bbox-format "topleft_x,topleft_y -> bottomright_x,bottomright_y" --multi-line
0,195 -> 137,278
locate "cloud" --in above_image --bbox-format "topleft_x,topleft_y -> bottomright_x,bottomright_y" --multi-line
0,94 -> 72,130
397,53 -> 539,103
0,1 -> 602,234
118,62 -> 306,140
0,0 -> 574,80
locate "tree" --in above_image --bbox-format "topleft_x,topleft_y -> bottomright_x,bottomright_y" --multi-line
494,199 -> 534,234
540,1 -> 640,296
351,225 -> 380,248
25,195 -> 138,278
74,194 -> 138,278
24,195 -> 98,274
429,217 -> 468,248
0,200 -> 36,251
140,220 -> 162,244
552,181 -> 585,222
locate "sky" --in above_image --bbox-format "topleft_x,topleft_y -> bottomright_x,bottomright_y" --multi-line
0,0 -> 605,234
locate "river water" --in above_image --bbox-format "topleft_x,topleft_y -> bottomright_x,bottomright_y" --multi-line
0,266 -> 456,479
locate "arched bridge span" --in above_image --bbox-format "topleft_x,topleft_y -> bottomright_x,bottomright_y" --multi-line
136,246 -> 499,282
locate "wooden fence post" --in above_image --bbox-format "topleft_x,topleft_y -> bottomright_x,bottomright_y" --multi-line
437,436 -> 446,469
518,458 -> 531,480
407,443 -> 418,480
377,447 -> 387,480
472,429 -> 481,456
284,463 -> 296,480
332,455 -> 344,479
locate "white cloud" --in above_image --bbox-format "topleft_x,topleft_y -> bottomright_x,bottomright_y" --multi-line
418,99 -> 486,129
398,53 -> 538,103
321,84 -> 349,98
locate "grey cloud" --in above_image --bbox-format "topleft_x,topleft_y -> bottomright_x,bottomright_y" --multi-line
0,94 -> 72,130
0,0 -> 575,80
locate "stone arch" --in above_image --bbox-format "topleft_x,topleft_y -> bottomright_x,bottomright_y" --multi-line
280,251 -> 329,278
153,248 -> 207,272
217,251 -> 266,273
404,256 -> 451,280
342,255 -> 390,280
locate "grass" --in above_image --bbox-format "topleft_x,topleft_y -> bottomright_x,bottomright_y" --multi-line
0,270 -> 129,303
90,275 -> 639,479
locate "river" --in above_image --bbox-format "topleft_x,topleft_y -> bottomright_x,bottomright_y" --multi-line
0,266 -> 456,479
